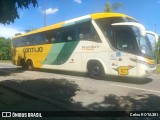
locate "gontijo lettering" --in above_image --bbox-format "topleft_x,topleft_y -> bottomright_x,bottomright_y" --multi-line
23,47 -> 43,53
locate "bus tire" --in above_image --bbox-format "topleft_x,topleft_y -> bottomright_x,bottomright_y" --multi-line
88,61 -> 105,79
21,59 -> 27,69
27,60 -> 34,70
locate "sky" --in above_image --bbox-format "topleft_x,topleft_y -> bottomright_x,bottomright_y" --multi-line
1,0 -> 160,38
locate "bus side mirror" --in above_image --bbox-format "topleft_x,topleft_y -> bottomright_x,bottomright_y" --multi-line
146,31 -> 158,43
146,31 -> 158,51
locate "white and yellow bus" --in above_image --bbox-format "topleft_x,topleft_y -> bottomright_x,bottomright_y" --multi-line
11,13 -> 157,79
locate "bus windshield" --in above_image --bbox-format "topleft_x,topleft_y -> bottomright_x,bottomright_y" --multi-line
96,18 -> 154,59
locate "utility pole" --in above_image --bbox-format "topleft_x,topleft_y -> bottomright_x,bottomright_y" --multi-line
44,0 -> 46,27
154,24 -> 157,33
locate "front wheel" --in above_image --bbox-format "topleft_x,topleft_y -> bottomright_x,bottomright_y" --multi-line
88,62 -> 105,79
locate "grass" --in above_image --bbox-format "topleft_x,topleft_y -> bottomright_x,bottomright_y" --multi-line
155,65 -> 160,74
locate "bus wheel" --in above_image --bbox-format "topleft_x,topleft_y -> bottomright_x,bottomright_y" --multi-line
27,60 -> 34,70
88,62 -> 105,79
21,59 -> 27,69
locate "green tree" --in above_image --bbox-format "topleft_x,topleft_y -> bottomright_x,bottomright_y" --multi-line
0,37 -> 11,60
155,36 -> 160,63
104,0 -> 123,12
0,0 -> 38,24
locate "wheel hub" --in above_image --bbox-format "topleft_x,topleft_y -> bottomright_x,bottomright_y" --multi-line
92,66 -> 100,75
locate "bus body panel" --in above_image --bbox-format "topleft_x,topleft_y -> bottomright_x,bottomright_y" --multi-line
11,13 -> 156,78
42,41 -> 108,72
12,44 -> 53,67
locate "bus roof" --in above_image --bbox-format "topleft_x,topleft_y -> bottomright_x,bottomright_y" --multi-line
13,12 -> 135,39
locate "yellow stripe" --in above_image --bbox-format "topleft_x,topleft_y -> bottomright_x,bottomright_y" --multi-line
91,13 -> 135,20
145,58 -> 155,65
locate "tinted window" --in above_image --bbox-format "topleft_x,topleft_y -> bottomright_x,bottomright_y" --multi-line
57,21 -> 101,43
13,33 -> 46,47
45,30 -> 58,43
60,27 -> 76,42
13,21 -> 101,47
77,21 -> 101,42
32,33 -> 45,45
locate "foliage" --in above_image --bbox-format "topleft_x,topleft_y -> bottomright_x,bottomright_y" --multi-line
0,37 -> 11,60
155,65 -> 160,74
0,0 -> 38,24
104,0 -> 123,12
154,36 -> 160,63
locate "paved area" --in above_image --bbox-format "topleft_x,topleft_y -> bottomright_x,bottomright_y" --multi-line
0,86 -> 62,111
0,63 -> 160,119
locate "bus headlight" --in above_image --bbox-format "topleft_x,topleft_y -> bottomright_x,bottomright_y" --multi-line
138,59 -> 156,68
130,58 -> 156,68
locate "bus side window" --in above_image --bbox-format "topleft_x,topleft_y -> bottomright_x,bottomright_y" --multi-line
44,29 -> 60,43
77,22 -> 90,40
51,37 -> 56,43
61,30 -> 67,42
33,33 -> 45,45
32,35 -> 37,45
60,27 -> 76,42
27,41 -> 30,45
45,30 -> 53,44
77,21 -> 101,42
26,36 -> 32,46
50,32 -> 58,43
13,38 -> 19,47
